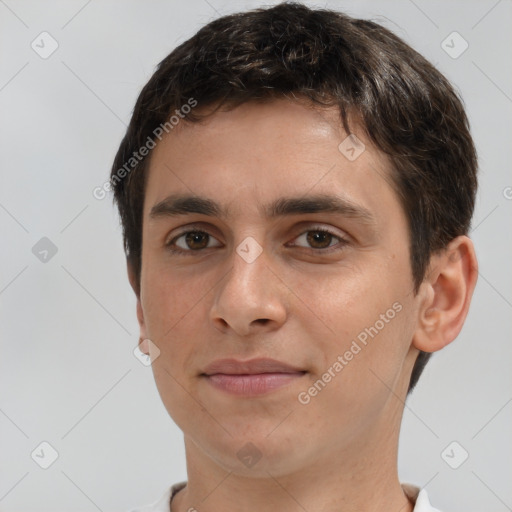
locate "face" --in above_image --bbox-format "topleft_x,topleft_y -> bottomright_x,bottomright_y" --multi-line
137,99 -> 422,477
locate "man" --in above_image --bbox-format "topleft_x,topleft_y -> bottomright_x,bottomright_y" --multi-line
111,2 -> 478,510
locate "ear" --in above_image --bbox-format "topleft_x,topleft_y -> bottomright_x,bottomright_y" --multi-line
127,261 -> 149,355
413,236 -> 478,353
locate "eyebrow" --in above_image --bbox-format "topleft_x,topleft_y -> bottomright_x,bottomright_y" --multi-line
149,193 -> 376,224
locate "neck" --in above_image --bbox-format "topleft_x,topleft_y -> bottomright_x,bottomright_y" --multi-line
171,412 -> 413,512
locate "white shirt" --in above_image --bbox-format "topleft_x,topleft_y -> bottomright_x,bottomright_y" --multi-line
128,481 -> 442,511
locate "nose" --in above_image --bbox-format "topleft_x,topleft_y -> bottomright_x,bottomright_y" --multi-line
209,241 -> 287,337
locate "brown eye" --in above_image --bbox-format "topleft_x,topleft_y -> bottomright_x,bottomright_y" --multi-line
306,230 -> 334,249
182,231 -> 209,250
169,230 -> 222,252
288,227 -> 349,254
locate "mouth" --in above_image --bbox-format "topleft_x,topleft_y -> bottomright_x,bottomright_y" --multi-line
201,358 -> 306,396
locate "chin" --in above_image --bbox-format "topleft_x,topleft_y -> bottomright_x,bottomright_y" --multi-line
198,427 -> 308,477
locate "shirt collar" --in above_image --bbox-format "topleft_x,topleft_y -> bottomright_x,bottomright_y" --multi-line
402,483 -> 443,512
158,481 -> 443,512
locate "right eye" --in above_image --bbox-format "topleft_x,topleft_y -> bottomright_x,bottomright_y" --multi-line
166,230 -> 222,253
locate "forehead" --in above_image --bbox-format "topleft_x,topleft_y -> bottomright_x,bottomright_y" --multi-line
143,99 -> 399,222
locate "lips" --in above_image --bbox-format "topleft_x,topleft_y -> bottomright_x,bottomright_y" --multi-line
201,358 -> 306,396
202,358 -> 305,376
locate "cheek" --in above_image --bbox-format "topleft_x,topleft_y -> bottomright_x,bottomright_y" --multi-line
298,260 -> 400,337
140,263 -> 204,372
330,299 -> 415,408
299,310 -> 413,441
142,256 -> 197,329
141,266 -> 209,427
301,255 -> 414,388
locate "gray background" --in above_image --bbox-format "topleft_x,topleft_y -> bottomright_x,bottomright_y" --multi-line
0,1 -> 511,511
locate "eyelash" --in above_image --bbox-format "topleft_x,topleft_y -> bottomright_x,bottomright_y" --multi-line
165,225 -> 349,255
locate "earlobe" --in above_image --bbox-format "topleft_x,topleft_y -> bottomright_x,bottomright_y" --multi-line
138,336 -> 150,356
136,299 -> 149,354
127,261 -> 149,354
413,236 -> 478,353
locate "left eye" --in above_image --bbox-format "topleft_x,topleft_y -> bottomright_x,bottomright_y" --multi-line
291,229 -> 345,250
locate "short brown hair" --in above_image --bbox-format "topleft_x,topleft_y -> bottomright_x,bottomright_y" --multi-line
110,2 -> 477,393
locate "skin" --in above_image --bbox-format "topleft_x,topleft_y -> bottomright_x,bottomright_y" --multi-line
130,99 -> 478,512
